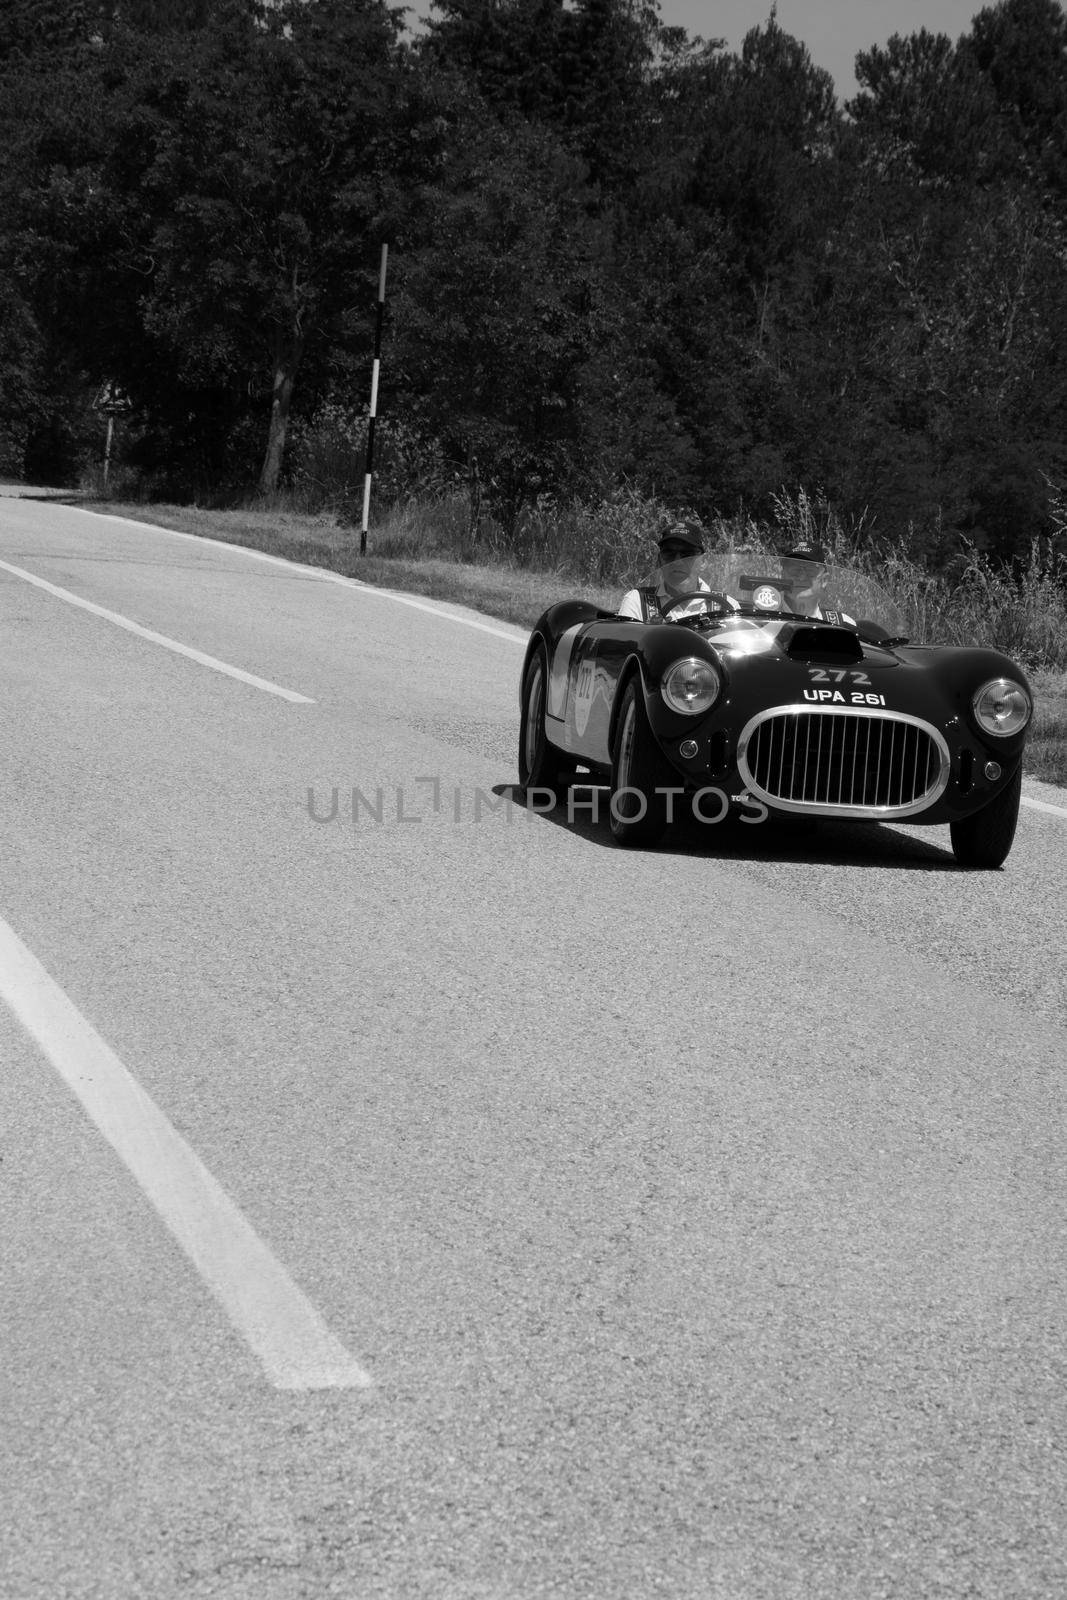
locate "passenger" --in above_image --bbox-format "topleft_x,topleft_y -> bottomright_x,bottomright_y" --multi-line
618,522 -> 737,621
779,541 -> 854,625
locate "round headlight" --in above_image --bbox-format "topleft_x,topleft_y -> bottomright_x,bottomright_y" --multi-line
972,678 -> 1031,738
661,657 -> 721,716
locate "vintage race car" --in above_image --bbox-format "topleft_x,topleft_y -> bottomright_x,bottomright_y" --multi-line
518,554 -> 1033,868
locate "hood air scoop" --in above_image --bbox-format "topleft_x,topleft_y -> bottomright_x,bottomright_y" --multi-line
782,624 -> 864,663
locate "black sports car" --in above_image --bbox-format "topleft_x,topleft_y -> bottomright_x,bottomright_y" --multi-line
518,555 -> 1032,868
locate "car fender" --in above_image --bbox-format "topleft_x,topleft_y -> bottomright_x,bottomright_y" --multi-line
606,655 -> 648,758
522,603 -> 613,707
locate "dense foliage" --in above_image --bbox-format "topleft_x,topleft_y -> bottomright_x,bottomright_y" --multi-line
2,0 -> 1066,560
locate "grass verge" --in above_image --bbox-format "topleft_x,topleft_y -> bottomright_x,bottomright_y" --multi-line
88,499 -> 617,625
88,498 -> 1067,786
1026,671 -> 1067,786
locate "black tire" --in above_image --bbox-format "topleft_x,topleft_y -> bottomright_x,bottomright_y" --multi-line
609,678 -> 673,847
519,643 -> 573,804
949,764 -> 1022,869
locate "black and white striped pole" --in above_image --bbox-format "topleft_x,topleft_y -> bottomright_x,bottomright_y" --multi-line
360,243 -> 389,556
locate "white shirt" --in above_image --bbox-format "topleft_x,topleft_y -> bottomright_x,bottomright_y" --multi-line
617,580 -> 739,621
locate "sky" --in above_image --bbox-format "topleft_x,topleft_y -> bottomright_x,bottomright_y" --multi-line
651,1 -> 988,97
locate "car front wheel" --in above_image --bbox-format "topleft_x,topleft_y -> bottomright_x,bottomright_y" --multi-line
609,678 -> 672,847
949,764 -> 1022,869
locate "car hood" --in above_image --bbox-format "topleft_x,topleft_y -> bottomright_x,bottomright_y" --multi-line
702,617 -> 898,669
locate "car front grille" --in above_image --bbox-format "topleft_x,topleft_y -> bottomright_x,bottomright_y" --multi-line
737,706 -> 950,818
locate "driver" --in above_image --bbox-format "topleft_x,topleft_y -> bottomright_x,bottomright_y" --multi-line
618,521 -> 738,621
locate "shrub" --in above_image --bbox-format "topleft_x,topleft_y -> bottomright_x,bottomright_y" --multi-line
1025,670 -> 1067,783
944,542 -> 1067,670
362,493 -> 475,561
506,486 -> 672,581
288,405 -> 451,512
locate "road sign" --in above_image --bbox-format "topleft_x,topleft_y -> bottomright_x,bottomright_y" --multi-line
94,382 -> 131,417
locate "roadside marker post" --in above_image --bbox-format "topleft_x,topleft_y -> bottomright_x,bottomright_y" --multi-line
360,244 -> 389,556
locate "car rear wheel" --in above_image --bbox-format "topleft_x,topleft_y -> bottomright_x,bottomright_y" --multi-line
519,643 -> 573,804
949,764 -> 1022,869
609,678 -> 672,847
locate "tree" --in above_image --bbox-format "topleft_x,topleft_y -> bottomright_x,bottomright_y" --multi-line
392,113 -> 613,522
625,17 -> 846,511
682,17 -> 838,284
836,13 -> 1067,555
0,284 -> 42,477
130,0 -> 408,492
848,29 -> 1007,187
0,0 -> 108,64
966,0 -> 1067,201
11,0 -> 413,494
0,5 -> 107,482
422,0 -> 677,189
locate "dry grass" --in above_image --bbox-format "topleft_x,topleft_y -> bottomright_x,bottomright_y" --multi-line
1025,670 -> 1067,785
89,498 -> 617,623
89,495 -> 1067,786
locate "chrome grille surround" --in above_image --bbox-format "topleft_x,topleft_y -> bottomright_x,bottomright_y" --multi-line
737,705 -> 951,819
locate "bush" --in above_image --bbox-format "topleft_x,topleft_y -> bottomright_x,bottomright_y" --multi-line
944,542 -> 1067,670
362,493 -> 475,561
361,478 -> 1067,674
506,486 -> 672,581
1025,670 -> 1067,783
288,405 -> 452,512
361,483 -> 675,579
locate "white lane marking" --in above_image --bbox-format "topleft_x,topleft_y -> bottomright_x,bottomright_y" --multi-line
0,917 -> 369,1391
0,557 -> 316,703
1022,794 -> 1067,819
75,510 -> 529,646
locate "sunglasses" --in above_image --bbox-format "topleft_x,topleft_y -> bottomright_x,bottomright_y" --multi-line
660,546 -> 697,560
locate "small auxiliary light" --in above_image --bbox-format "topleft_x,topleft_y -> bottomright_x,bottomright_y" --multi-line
984,760 -> 1002,781
679,739 -> 700,759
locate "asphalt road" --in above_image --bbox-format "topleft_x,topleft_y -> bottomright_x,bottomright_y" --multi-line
1,492 -> 1065,1600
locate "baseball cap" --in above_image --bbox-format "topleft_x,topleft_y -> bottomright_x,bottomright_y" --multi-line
656,519 -> 706,555
782,541 -> 826,563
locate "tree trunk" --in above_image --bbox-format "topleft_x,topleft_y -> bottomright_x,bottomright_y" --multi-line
258,332 -> 304,495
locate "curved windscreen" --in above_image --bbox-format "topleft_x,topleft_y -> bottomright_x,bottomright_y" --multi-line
624,554 -> 907,639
